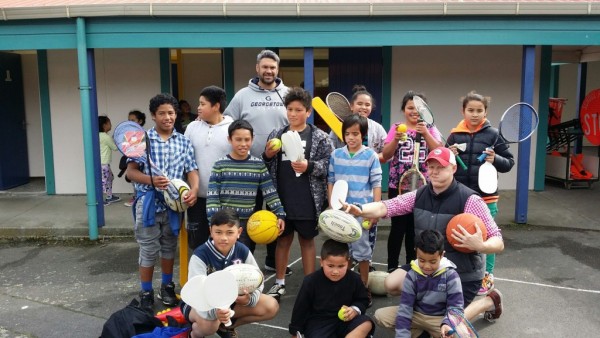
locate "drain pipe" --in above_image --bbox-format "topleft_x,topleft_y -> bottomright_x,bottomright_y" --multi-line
76,17 -> 99,240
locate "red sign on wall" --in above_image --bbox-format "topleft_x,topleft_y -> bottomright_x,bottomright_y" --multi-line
580,89 -> 600,146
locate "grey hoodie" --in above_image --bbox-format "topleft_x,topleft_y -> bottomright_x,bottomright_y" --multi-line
224,77 -> 289,157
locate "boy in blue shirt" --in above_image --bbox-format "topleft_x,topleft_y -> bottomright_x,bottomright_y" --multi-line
328,114 -> 382,302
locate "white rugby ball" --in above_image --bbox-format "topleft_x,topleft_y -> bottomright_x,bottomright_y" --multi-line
367,271 -> 389,296
223,263 -> 264,295
163,178 -> 190,212
318,209 -> 362,243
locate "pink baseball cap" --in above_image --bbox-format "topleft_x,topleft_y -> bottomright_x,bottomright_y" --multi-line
425,147 -> 456,167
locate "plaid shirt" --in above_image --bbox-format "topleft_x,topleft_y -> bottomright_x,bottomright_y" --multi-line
132,127 -> 198,212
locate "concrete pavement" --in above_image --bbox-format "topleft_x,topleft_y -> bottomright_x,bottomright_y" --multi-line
1,181 -> 599,337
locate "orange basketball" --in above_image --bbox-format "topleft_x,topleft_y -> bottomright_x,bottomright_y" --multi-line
446,213 -> 487,253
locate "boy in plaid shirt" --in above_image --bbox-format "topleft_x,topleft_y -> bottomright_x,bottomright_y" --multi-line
126,93 -> 199,311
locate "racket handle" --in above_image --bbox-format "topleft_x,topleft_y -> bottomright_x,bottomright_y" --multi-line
477,148 -> 491,162
224,309 -> 235,327
456,156 -> 467,170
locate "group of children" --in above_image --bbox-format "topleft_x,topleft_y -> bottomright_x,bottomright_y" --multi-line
98,84 -> 511,338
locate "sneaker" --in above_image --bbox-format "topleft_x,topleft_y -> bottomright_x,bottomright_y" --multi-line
104,195 -> 121,204
139,289 -> 155,311
478,272 -> 495,296
266,283 -> 286,300
124,197 -> 134,207
158,281 -> 179,307
264,264 -> 292,276
216,325 -> 238,338
484,289 -> 503,322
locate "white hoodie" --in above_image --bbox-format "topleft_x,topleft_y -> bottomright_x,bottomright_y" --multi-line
185,116 -> 233,198
224,77 -> 289,157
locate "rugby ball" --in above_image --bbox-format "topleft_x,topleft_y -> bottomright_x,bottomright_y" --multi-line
318,209 -> 362,243
163,178 -> 191,212
223,263 -> 264,295
367,271 -> 389,296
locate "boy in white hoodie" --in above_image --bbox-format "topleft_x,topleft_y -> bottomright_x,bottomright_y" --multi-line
185,86 -> 233,250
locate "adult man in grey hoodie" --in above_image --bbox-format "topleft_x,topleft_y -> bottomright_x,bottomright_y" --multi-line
224,49 -> 291,275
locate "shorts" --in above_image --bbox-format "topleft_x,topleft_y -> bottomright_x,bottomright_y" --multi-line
281,219 -> 319,239
134,199 -> 178,267
349,225 -> 373,262
303,315 -> 375,338
186,197 -> 210,250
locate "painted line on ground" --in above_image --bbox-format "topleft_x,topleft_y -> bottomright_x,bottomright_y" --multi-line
264,257 -> 303,282
495,277 -> 600,294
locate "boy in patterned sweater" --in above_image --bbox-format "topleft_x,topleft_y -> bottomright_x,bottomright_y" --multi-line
207,119 -> 286,253
392,230 -> 464,338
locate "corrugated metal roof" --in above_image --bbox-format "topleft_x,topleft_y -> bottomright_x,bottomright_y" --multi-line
1,0 -> 599,20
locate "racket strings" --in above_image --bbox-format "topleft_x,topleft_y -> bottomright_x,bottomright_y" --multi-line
447,308 -> 479,338
326,93 -> 353,119
499,104 -> 539,142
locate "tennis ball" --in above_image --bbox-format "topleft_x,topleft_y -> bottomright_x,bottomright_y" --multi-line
362,220 -> 371,229
396,123 -> 408,133
338,307 -> 346,321
270,138 -> 282,151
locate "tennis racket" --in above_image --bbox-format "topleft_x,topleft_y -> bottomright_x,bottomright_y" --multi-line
326,92 -> 353,122
477,102 -> 539,162
203,270 -> 238,327
445,307 -> 479,338
398,131 -> 426,193
112,121 -> 180,204
412,96 -> 468,171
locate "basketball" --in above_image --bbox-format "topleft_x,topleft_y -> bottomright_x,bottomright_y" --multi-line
318,209 -> 362,243
247,210 -> 279,244
367,271 -> 389,296
163,179 -> 190,212
446,213 -> 487,253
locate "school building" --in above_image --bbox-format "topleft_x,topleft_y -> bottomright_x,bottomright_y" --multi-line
1,0 -> 599,232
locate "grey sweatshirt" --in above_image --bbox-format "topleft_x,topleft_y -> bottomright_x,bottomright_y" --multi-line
224,77 -> 289,157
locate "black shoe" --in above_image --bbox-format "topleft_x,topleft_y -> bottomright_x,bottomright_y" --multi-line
264,264 -> 292,276
139,289 -> 154,311
157,281 -> 179,307
216,324 -> 238,338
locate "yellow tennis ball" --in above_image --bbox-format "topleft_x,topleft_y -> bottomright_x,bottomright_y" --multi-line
338,307 -> 346,321
396,123 -> 408,133
362,220 -> 371,229
269,138 -> 282,151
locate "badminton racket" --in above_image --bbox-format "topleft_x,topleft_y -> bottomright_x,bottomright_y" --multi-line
112,121 -> 180,203
412,96 -> 468,170
326,92 -> 353,122
445,307 -> 479,338
398,130 -> 426,193
477,102 -> 539,162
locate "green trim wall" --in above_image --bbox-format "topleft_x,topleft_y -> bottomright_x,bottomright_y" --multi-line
36,50 -> 55,195
2,16 -> 600,51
